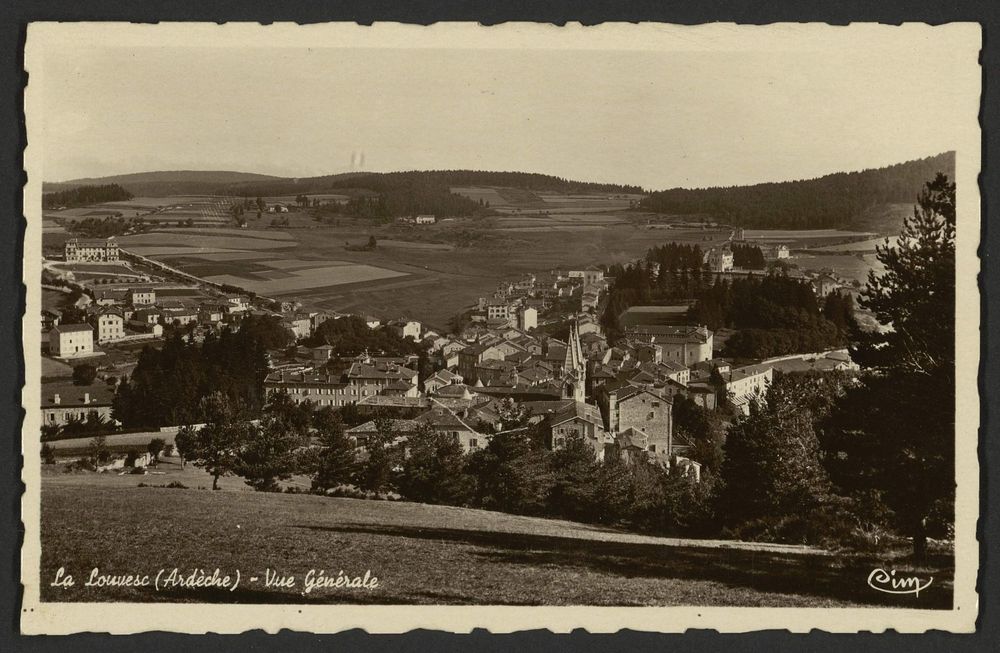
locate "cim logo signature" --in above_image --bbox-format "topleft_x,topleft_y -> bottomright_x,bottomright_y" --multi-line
867,568 -> 933,597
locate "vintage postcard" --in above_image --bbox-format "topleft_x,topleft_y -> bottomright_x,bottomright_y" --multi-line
20,22 -> 981,634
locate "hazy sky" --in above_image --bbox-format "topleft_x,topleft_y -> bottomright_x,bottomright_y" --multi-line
35,25 -> 977,190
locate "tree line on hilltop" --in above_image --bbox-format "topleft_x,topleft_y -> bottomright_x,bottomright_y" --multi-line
639,152 -> 955,229
223,169 -> 642,198
48,170 -> 640,222
43,183 -> 133,209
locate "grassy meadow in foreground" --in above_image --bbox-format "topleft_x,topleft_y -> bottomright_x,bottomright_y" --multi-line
39,479 -> 954,608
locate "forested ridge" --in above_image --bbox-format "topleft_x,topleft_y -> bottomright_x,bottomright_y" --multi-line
42,184 -> 133,209
639,152 -> 955,229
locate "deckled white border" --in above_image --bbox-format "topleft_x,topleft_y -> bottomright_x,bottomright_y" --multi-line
20,21 -> 982,635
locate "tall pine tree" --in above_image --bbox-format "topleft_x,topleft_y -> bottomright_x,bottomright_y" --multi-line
831,173 -> 956,558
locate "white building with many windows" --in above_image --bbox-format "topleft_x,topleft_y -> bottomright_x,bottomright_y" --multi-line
90,309 -> 124,343
64,237 -> 119,262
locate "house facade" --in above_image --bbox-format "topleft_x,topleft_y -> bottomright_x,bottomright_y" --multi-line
129,287 -> 156,306
625,325 -> 714,366
90,309 -> 124,343
263,370 -> 383,407
40,383 -> 115,428
704,247 -> 734,272
65,237 -> 119,262
49,324 -> 94,357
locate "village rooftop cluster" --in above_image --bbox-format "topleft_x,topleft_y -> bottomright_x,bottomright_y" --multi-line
41,228 -> 858,476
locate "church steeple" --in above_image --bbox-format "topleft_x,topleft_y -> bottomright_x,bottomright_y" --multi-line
563,320 -> 586,403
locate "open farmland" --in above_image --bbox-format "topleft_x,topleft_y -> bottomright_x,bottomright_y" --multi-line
203,263 -> 407,295
451,187 -> 641,215
106,203 -> 734,325
51,188 -> 889,326
118,232 -> 292,251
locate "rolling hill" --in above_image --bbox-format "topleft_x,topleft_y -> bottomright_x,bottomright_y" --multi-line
43,170 -> 289,199
47,169 -> 283,187
639,152 -> 956,230
42,153 -> 954,230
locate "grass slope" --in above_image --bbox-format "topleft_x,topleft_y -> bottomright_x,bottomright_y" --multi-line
40,482 -> 953,607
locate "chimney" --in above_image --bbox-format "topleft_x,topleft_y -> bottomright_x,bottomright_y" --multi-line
53,393 -> 60,405
84,392 -> 91,405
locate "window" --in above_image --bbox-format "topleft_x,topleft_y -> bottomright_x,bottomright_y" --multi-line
649,444 -> 656,452
469,439 -> 478,448
652,401 -> 660,408
647,412 -> 654,420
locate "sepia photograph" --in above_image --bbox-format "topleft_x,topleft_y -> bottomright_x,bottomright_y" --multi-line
19,21 -> 981,634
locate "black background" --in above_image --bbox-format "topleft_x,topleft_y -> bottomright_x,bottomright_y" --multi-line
1,1 -> 997,651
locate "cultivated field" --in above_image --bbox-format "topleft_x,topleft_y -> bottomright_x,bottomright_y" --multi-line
38,477 -> 954,607
118,232 -> 293,251
203,263 -> 407,296
42,189 -> 892,325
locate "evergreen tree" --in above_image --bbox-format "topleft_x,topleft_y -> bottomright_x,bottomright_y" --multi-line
87,434 -> 111,465
830,173 -> 956,558
468,399 -> 554,514
396,424 -> 473,505
310,407 -> 357,491
718,374 -> 835,543
546,432 -> 599,521
174,393 -> 249,490
147,437 -> 166,463
356,414 -> 400,496
233,414 -> 300,492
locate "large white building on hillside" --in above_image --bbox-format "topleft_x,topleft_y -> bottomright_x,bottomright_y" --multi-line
64,237 -> 120,262
624,324 -> 714,366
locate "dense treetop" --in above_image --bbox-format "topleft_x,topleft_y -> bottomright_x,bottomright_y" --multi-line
639,152 -> 954,229
42,184 -> 133,209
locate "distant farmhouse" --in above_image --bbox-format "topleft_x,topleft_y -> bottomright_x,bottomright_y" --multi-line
65,237 -> 119,262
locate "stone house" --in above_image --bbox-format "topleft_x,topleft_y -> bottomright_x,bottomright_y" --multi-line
49,323 -> 94,358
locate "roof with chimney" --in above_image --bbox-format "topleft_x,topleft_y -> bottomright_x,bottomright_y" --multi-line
41,380 -> 113,408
